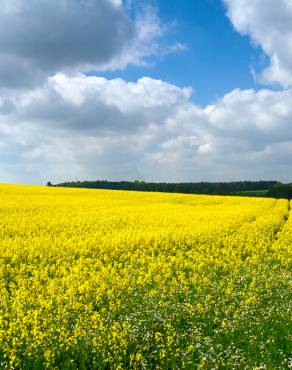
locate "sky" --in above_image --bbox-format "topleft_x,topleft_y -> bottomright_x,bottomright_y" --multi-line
1,0 -> 292,184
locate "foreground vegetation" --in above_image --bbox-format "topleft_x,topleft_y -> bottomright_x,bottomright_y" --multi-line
0,184 -> 291,369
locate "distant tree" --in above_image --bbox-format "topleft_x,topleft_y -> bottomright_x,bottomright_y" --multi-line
47,181 -> 52,186
269,182 -> 292,199
216,185 -> 230,195
54,180 -> 278,197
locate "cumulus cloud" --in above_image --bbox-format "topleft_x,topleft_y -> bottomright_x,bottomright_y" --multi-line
100,4 -> 167,70
224,0 -> 292,86
1,74 -> 292,184
0,0 -> 173,89
1,0 -> 292,184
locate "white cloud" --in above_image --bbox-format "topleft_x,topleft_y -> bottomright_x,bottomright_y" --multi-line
50,74 -> 192,112
1,74 -> 292,184
99,4 -> 187,71
1,0 -> 292,184
224,0 -> 292,86
0,0 -> 176,89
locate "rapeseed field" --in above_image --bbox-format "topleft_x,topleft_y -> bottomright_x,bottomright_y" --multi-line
0,184 -> 291,369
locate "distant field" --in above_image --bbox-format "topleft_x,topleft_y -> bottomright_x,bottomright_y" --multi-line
0,184 -> 291,369
232,189 -> 269,196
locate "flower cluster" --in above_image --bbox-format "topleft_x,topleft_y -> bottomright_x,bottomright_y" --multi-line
0,184 -> 291,369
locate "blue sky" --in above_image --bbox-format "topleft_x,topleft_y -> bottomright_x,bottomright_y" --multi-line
1,0 -> 292,184
99,0 -> 264,105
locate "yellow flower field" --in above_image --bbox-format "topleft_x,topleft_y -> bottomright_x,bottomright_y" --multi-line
0,184 -> 291,369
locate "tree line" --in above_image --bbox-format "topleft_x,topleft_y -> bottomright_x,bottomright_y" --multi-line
48,180 -> 289,197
